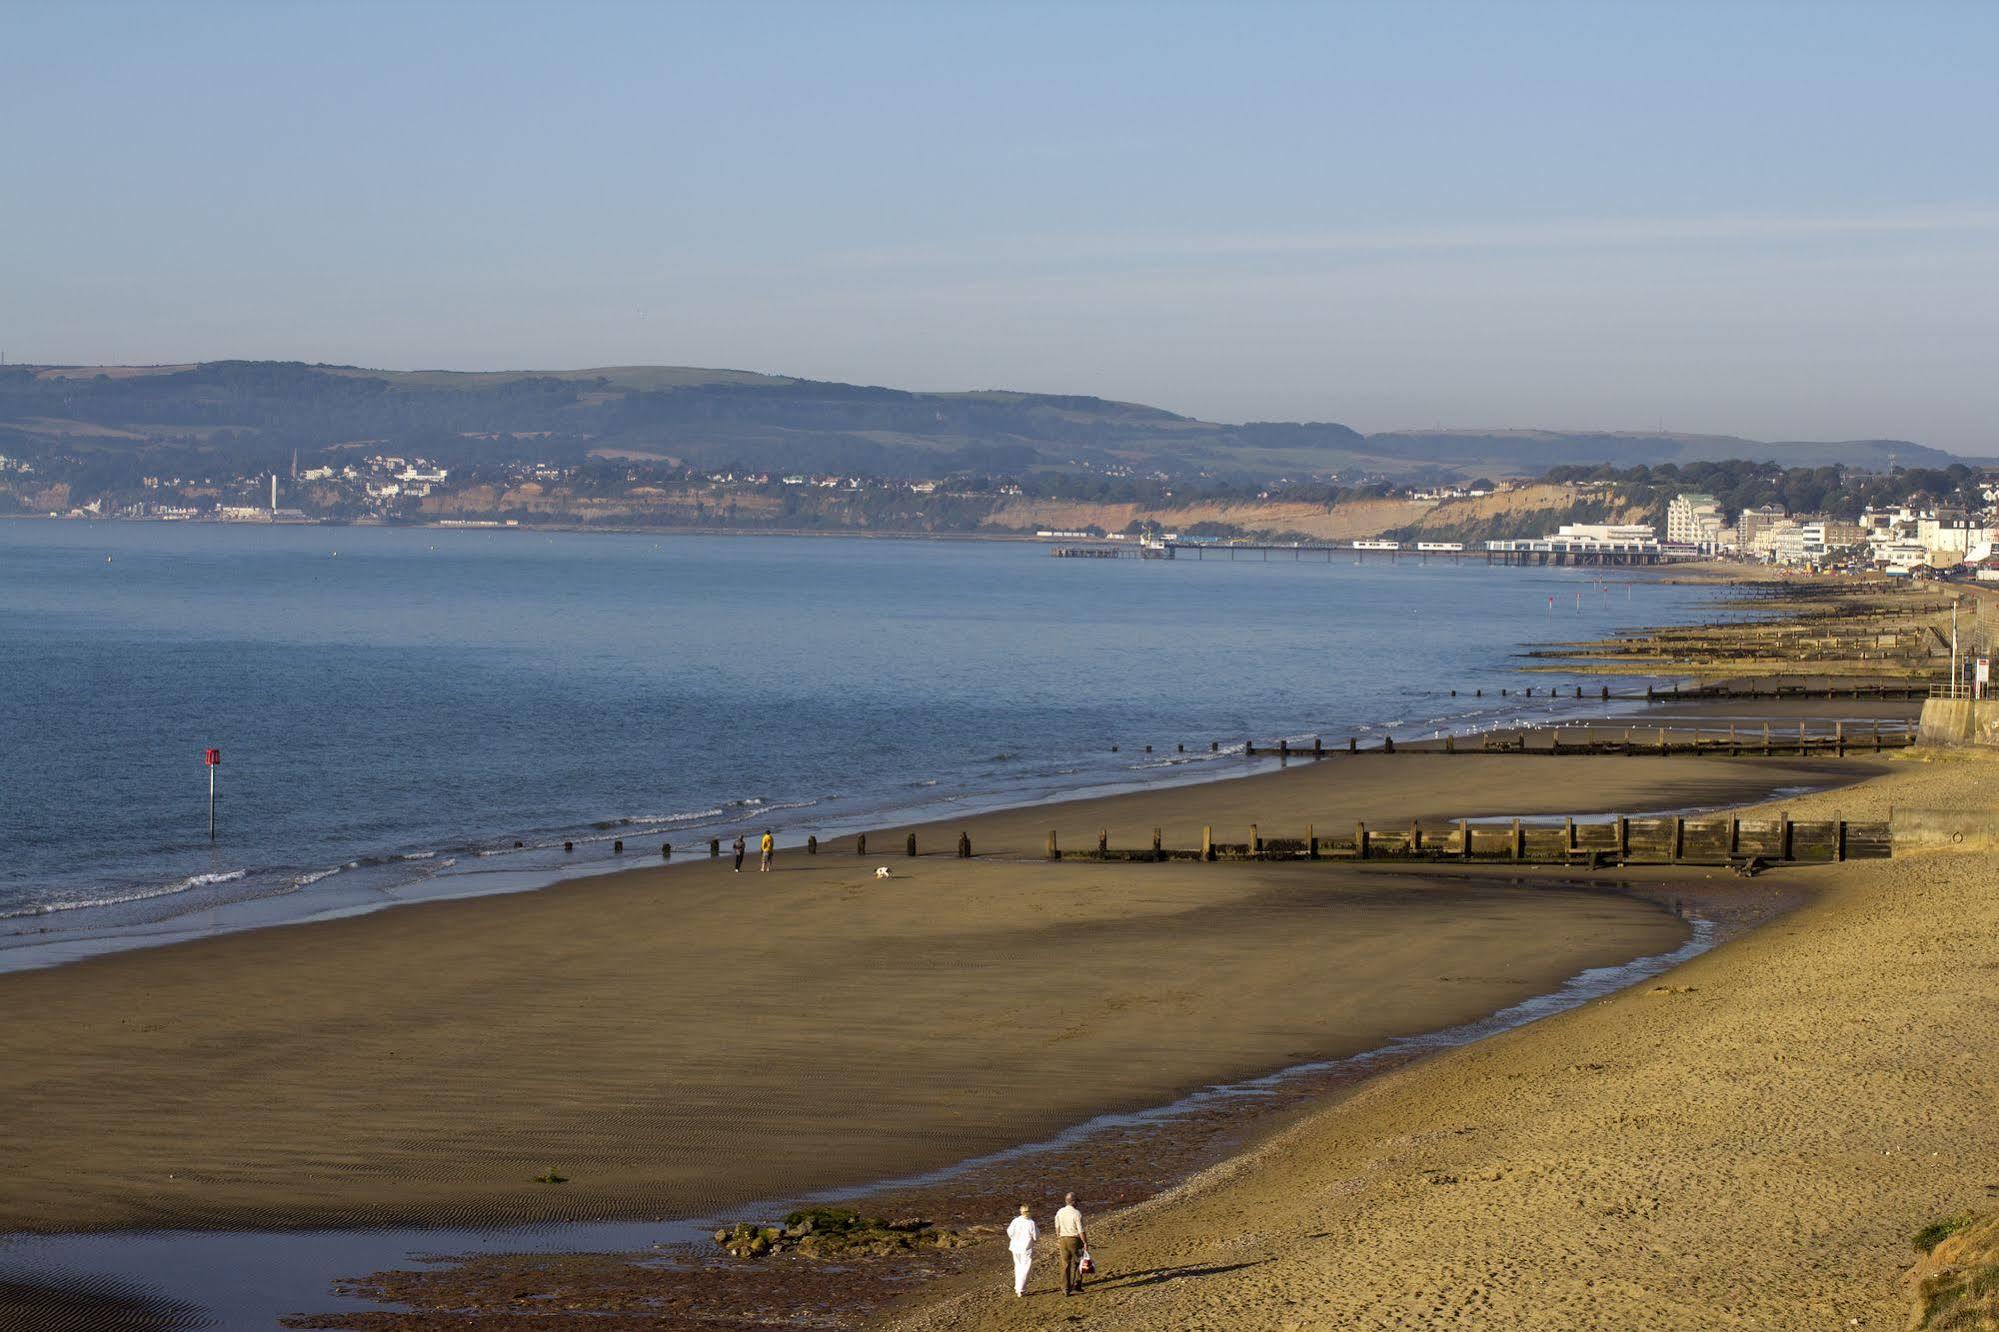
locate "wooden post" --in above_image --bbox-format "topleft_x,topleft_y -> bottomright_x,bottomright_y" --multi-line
709,838 -> 720,858
1510,818 -> 1524,861
1779,813 -> 1793,861
906,833 -> 918,857
1873,720 -> 1882,752
1313,736 -> 1323,759
1836,820 -> 1848,861
1098,828 -> 1108,857
1459,818 -> 1472,859
807,835 -> 817,855
958,831 -> 971,858
1307,823 -> 1317,859
1729,721 -> 1738,756
1046,831 -> 1059,861
1728,817 -> 1739,856
1348,736 -> 1357,754
1617,816 -> 1630,859
1250,823 -> 1261,856
1762,722 -> 1772,756
1658,726 -> 1669,756
1445,734 -> 1456,753
1565,816 -> 1576,852
1798,721 -> 1807,753
857,833 -> 867,856
1382,735 -> 1395,754
1355,821 -> 1369,860
1151,827 -> 1162,860
1409,820 -> 1422,854
1202,825 -> 1214,861
1836,721 -> 1846,756
1672,816 -> 1685,862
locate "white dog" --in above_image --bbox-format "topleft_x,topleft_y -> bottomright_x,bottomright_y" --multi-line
874,866 -> 893,879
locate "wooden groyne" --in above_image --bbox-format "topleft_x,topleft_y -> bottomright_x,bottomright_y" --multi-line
1529,585 -> 1963,680
1240,720 -> 1915,760
1056,814 -> 1889,868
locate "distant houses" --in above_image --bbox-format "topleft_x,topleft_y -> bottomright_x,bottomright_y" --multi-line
1668,488 -> 1999,574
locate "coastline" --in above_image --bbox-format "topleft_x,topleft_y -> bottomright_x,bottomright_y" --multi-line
0,567 -> 1953,1330
0,747 -> 1888,1331
0,748 -> 1878,1236
0,522 -> 1757,975
883,751 -> 1999,1332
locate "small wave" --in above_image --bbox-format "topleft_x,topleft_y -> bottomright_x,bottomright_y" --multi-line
0,868 -> 249,921
397,851 -> 437,861
591,808 -> 726,830
292,867 -> 341,889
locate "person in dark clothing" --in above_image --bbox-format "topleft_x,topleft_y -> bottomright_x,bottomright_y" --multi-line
732,834 -> 746,873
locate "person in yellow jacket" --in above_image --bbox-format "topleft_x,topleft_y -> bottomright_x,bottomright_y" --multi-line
758,829 -> 774,872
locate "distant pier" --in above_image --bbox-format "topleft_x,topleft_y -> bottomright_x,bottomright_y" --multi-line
1051,540 -> 1678,566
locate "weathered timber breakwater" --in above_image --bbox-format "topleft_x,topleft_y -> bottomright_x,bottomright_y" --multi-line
1046,812 -> 1887,868
1524,579 -> 1972,679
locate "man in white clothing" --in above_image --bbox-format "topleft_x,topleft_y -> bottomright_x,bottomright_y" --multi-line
1053,1192 -> 1089,1295
1005,1203 -> 1038,1296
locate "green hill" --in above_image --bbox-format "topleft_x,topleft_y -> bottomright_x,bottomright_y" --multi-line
0,361 -> 1961,483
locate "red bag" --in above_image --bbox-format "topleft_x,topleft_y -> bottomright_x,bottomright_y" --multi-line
1078,1250 -> 1095,1274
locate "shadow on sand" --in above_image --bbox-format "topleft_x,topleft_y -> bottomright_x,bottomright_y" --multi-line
1090,1258 -> 1269,1290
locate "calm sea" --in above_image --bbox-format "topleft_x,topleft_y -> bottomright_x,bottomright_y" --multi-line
0,521 -> 1732,968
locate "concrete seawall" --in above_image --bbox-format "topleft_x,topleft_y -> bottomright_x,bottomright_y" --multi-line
1917,698 -> 1999,747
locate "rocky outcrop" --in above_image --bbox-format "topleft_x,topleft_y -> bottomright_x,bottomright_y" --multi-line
714,1208 -> 977,1261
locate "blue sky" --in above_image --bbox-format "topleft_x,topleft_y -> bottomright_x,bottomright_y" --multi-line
4,1 -> 1996,448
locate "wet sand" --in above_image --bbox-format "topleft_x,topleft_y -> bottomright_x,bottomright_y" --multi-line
886,751 -> 1999,1331
0,751 -> 1873,1237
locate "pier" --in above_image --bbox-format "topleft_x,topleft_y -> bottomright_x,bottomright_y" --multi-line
1050,540 -> 1679,566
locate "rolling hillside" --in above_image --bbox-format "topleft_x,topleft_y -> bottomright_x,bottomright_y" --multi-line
0,361 -> 1960,483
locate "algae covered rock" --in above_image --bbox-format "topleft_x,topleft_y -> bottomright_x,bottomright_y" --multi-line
712,1206 -> 975,1261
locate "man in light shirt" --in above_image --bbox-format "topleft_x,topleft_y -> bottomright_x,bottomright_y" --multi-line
1053,1192 -> 1089,1295
1005,1203 -> 1038,1296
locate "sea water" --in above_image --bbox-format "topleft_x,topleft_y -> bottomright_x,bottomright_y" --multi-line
0,520 -> 1734,968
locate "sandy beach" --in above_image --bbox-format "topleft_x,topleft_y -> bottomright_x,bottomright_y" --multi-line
885,749 -> 1999,1331
0,748 -> 1875,1239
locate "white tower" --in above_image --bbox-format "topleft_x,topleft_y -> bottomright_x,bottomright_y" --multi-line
270,473 -> 278,513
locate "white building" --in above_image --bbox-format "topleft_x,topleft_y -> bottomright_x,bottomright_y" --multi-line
1737,504 -> 1788,550
1918,514 -> 1986,560
1666,493 -> 1726,550
1556,523 -> 1657,544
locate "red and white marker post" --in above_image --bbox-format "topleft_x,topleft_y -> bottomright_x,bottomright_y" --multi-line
204,748 -> 221,840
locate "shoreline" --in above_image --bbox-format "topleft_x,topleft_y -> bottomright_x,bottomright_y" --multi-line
2,882 -> 1764,1332
2,667 -> 1752,976
883,751 -> 1999,1332
0,569 -> 1952,1329
0,750 -> 1888,1332
2,750 -> 1878,1235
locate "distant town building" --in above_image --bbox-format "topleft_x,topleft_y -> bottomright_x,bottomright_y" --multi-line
1918,513 -> 1987,559
1736,504 -> 1788,550
1556,523 -> 1657,544
1665,493 -> 1726,550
